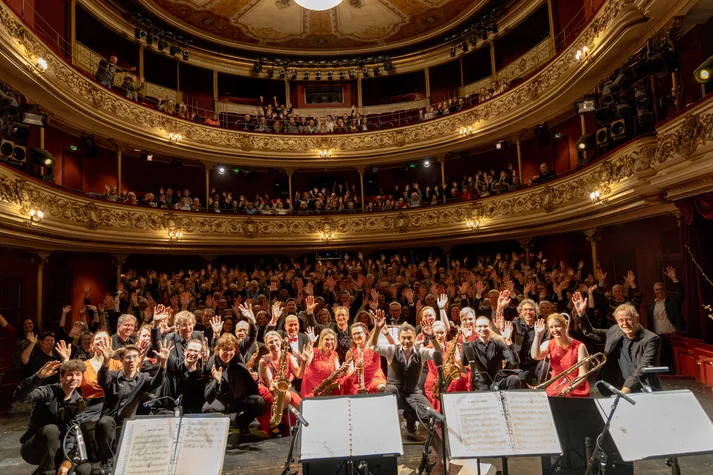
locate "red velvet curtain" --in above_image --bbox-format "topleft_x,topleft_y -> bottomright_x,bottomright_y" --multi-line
675,192 -> 713,343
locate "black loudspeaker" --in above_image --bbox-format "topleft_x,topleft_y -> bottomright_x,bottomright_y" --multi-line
303,455 -> 398,475
544,397 -> 633,475
610,119 -> 629,140
596,127 -> 609,145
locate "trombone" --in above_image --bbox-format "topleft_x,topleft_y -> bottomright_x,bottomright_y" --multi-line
529,352 -> 606,396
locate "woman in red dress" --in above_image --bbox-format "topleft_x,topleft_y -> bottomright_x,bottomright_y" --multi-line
531,313 -> 590,397
258,330 -> 307,435
423,321 -> 463,412
301,329 -> 342,398
343,322 -> 386,394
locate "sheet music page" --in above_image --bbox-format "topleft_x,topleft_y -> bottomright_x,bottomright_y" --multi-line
173,416 -> 230,475
350,394 -> 403,457
114,418 -> 177,475
502,391 -> 562,455
299,398 -> 351,460
442,392 -> 513,458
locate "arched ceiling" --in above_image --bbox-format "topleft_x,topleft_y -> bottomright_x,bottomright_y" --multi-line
137,0 -> 489,55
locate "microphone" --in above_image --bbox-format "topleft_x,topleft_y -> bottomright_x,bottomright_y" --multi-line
288,406 -> 309,427
433,351 -> 446,394
597,381 -> 636,405
642,366 -> 669,374
419,403 -> 446,423
464,345 -> 479,390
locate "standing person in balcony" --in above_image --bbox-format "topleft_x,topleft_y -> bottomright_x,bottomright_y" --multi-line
647,266 -> 684,373
121,76 -> 144,101
94,56 -> 136,89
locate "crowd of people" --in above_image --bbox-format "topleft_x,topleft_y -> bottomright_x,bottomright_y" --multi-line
1,247 -> 683,474
93,53 -> 512,134
86,163 -> 544,214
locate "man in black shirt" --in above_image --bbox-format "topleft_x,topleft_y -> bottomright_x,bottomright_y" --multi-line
462,316 -> 521,390
21,331 -> 60,382
14,359 -> 92,475
111,314 -> 137,350
154,338 -> 207,414
511,299 -> 549,386
94,340 -> 170,468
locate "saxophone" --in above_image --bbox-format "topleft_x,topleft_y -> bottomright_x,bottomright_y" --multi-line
356,348 -> 368,394
313,355 -> 353,397
433,326 -> 463,399
269,338 -> 291,427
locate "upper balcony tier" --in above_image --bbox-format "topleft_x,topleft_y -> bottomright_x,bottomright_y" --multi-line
0,0 -> 690,168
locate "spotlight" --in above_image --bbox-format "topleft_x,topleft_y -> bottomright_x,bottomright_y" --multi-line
595,107 -> 614,128
576,133 -> 596,151
170,45 -> 180,56
694,55 -> 713,84
647,49 -> 676,78
290,70 -> 297,80
615,103 -> 632,118
140,151 -> 153,162
218,166 -> 225,175
6,123 -> 29,141
21,111 -> 47,127
0,139 -> 13,159
349,69 -> 356,79
0,89 -> 19,107
496,139 -> 507,149
637,108 -> 655,128
461,42 -> 469,53
574,97 -> 597,114
469,36 -> 477,47
339,70 -> 345,79
610,119 -> 629,140
280,68 -> 285,79
254,61 -> 263,73
303,70 -> 309,80
267,69 -> 274,79
147,33 -> 155,46
449,46 -> 456,58
327,71 -> 333,80
315,71 -> 321,80
600,84 -> 615,106
384,58 -> 392,71
373,68 -> 380,77
134,27 -> 146,40
362,67 -> 369,77
596,127 -> 609,145
158,38 -> 167,51
534,123 -> 550,147
423,160 -> 430,168
182,49 -> 189,61
475,23 -> 488,40
634,88 -> 649,106
30,148 -> 56,179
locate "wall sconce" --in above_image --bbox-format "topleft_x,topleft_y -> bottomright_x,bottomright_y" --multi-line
35,58 -> 48,72
590,190 -> 607,204
27,209 -> 44,227
459,126 -> 473,137
319,149 -> 332,158
575,46 -> 589,61
466,219 -> 480,232
168,230 -> 183,243
168,133 -> 182,144
319,231 -> 335,244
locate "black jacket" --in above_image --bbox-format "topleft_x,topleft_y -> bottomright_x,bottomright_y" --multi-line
646,281 -> 685,332
204,323 -> 259,405
575,313 -> 661,393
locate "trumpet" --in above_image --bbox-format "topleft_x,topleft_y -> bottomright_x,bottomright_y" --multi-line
529,352 -> 606,396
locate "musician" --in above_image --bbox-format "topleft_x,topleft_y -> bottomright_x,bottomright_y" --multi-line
304,296 -> 352,363
94,341 -> 170,471
258,331 -> 307,435
159,310 -> 204,362
155,338 -> 207,413
204,316 -> 268,434
573,293 -> 661,394
370,310 -> 442,434
301,328 -> 342,398
14,360 -> 92,475
461,316 -> 521,390
512,297 -> 549,386
531,314 -> 590,397
459,307 -> 477,340
423,321 -> 461,412
111,314 -> 137,350
344,322 -> 386,394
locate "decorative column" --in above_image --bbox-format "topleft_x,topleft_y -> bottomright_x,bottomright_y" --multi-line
33,251 -> 51,328
583,228 -> 600,270
515,135 -> 523,185
285,79 -> 291,107
112,254 -> 128,287
518,238 -> 532,265
489,41 -> 497,80
357,167 -> 365,212
546,0 -> 556,53
425,67 -> 431,104
437,154 -> 447,203
580,115 -> 587,161
357,77 -> 363,108
286,168 -> 294,201
70,0 -> 77,65
39,128 -> 45,149
114,144 -> 123,193
203,162 -> 211,210
213,70 -> 219,103
138,45 -> 145,80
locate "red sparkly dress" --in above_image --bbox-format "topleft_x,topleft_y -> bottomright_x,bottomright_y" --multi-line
302,349 -> 341,398
545,338 -> 590,397
343,347 -> 386,395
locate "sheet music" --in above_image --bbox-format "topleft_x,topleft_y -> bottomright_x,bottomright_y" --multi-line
114,418 -> 178,475
596,390 -> 713,461
173,416 -> 230,475
503,391 -> 562,455
300,398 -> 352,459
444,392 -> 512,458
349,394 -> 403,457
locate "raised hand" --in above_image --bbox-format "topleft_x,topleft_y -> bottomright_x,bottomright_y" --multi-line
156,341 -> 174,363
306,326 -> 318,344
534,318 -> 546,335
37,361 -> 61,379
305,295 -> 318,315
27,332 -> 37,345
95,339 -> 112,361
238,302 -> 256,323
437,293 -> 448,310
180,291 -> 191,307
55,340 -> 72,361
475,280 -> 485,297
62,305 -> 72,315
495,314 -> 506,334
664,266 -> 677,282
373,309 -> 386,330
211,315 -> 224,334
572,292 -> 588,316
271,301 -> 283,324
501,321 -> 514,342
211,365 -> 223,384
403,288 -> 414,303
497,289 -> 510,311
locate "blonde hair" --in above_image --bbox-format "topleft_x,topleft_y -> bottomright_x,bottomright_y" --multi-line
174,310 -> 196,326
318,328 -> 337,352
546,313 -> 569,331
215,333 -> 239,350
334,306 -> 349,319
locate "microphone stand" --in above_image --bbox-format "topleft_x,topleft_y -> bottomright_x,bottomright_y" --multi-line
585,387 -> 624,475
438,375 -> 449,475
417,414 -> 437,475
282,410 -> 303,475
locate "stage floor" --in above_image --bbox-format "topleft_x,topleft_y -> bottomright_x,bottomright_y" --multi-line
0,379 -> 712,475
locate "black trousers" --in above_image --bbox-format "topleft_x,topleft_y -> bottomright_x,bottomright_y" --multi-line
95,415 -> 118,462
384,385 -> 432,425
202,394 -> 268,430
518,360 -> 549,387
20,424 -> 93,475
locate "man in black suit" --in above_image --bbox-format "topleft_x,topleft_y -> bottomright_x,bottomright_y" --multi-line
647,266 -> 684,373
573,293 -> 661,394
157,310 -> 205,362
511,299 -> 549,386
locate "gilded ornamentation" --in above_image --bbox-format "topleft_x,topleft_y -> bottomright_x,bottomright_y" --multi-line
655,114 -> 704,164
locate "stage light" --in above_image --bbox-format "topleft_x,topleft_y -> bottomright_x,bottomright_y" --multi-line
81,133 -> 98,158
362,67 -> 369,77
6,123 -> 29,141
304,70 -> 310,80
21,111 -> 47,127
576,133 -> 596,151
267,69 -> 274,79
170,45 -> 180,56
384,58 -> 392,71
449,46 -> 456,58
140,151 -> 153,162
496,139 -> 507,149
290,70 -> 297,80
158,38 -> 168,51
373,68 -> 380,77
461,42 -> 469,53
30,147 -> 56,169
349,69 -> 356,79
616,103 -> 632,118
135,27 -> 146,40
610,119 -> 628,140
254,61 -> 263,73
534,123 -> 549,147
694,55 -> 713,84
600,84 -> 615,106
424,160 -> 430,168
339,70 -> 345,79
182,49 -> 189,61
647,49 -> 676,78
596,127 -> 609,145
575,97 -> 597,114
327,71 -> 333,80
315,71 -> 321,80
469,36 -> 477,47
35,58 -> 47,72
218,166 -> 225,175
280,68 -> 285,78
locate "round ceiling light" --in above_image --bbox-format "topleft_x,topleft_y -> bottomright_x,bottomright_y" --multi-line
294,0 -> 344,11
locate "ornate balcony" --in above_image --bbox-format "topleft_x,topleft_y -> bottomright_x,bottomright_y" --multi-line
2,91 -> 713,254
0,0 -> 684,168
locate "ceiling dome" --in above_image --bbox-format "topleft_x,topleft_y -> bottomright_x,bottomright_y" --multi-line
137,0 -> 487,55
